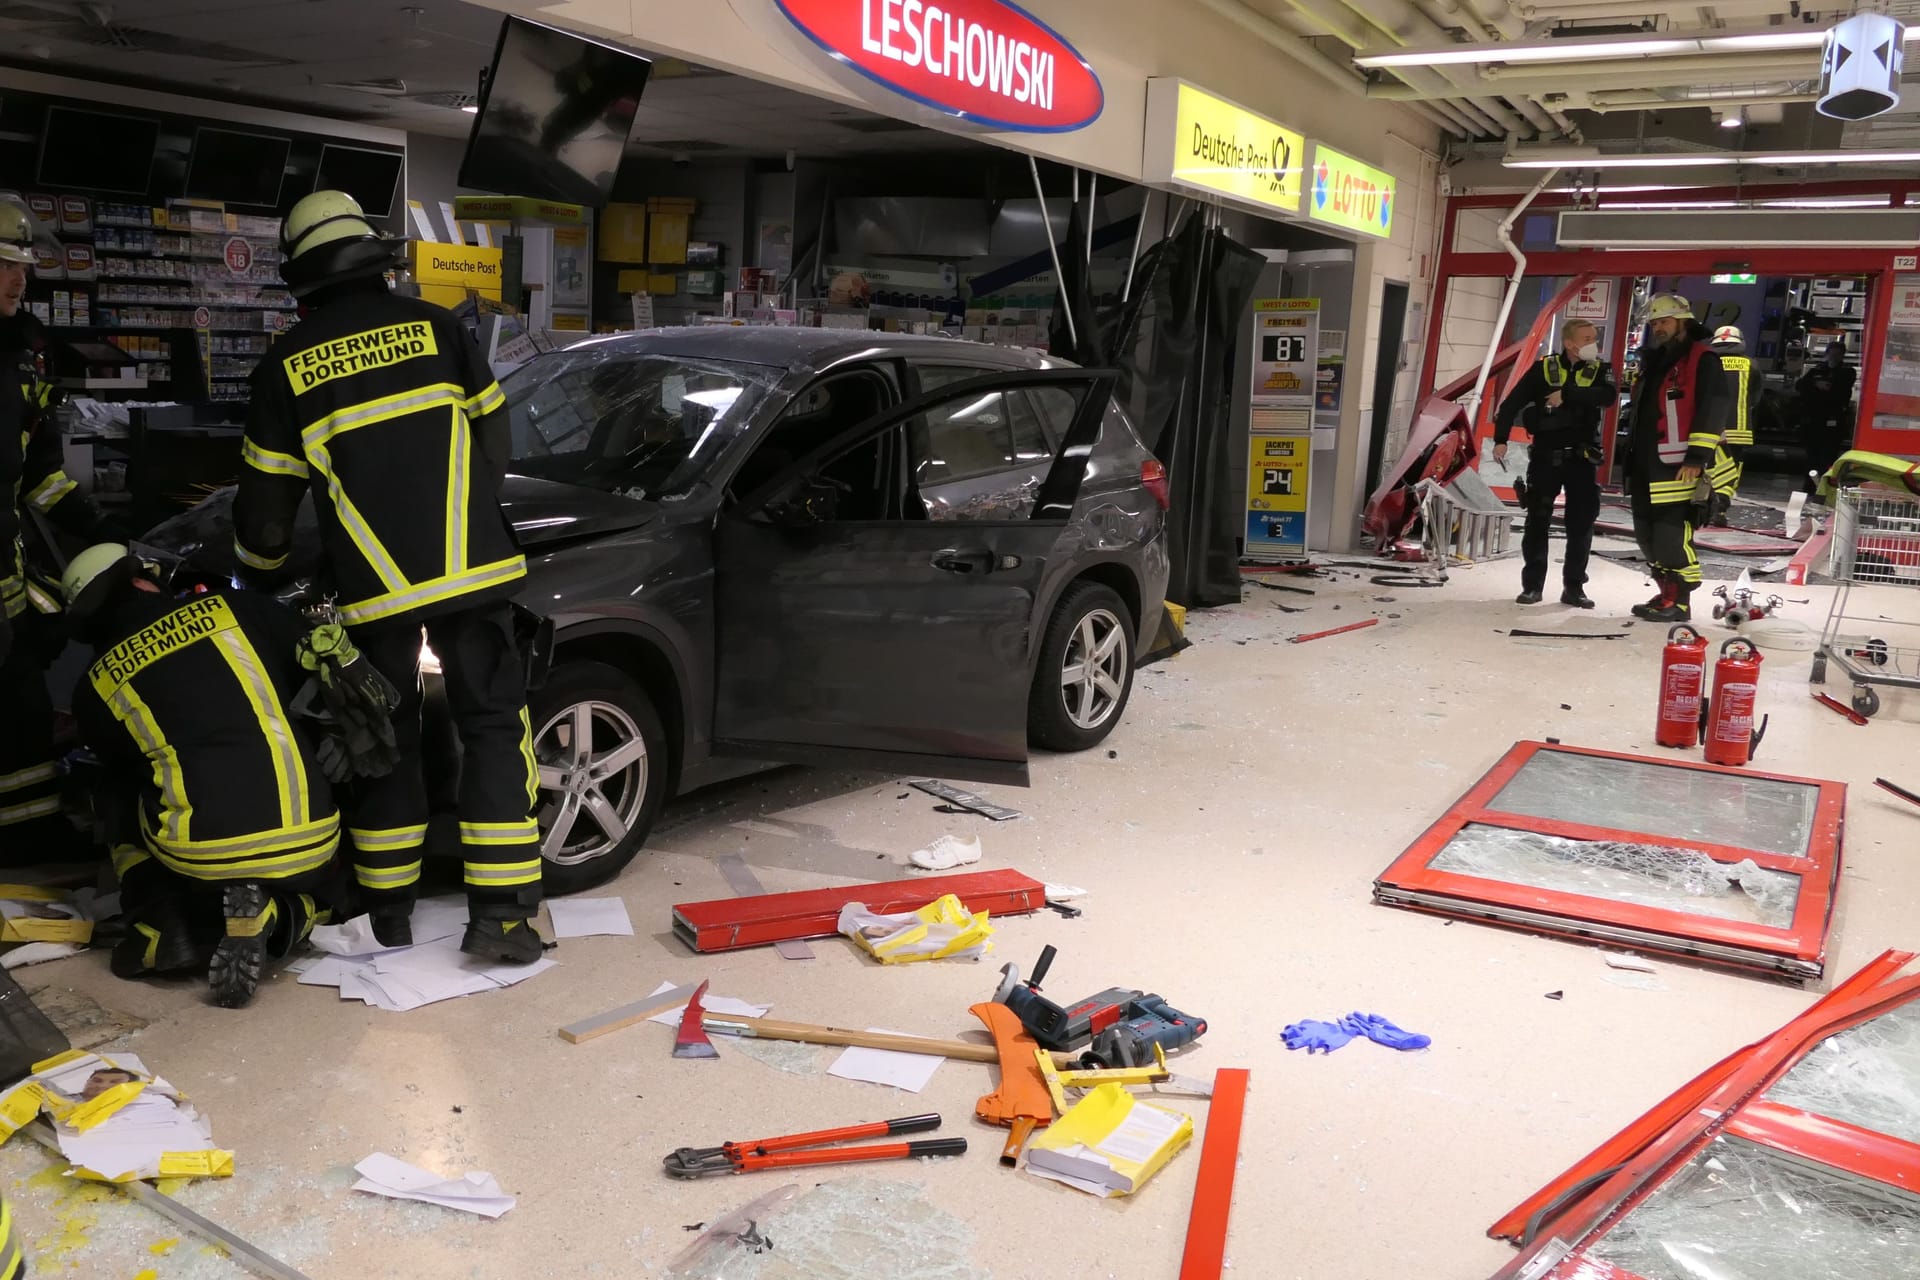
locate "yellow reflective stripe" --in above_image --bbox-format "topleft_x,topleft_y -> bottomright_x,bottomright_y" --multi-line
519,708 -> 538,811
337,555 -> 527,626
234,540 -> 288,572
226,900 -> 278,938
0,763 -> 58,793
467,381 -> 506,417
146,835 -> 338,881
446,405 -> 470,576
308,440 -> 409,593
242,438 -> 309,479
465,859 -> 543,887
23,578 -> 57,615
135,923 -> 161,970
302,382 -> 466,450
348,825 -> 429,851
212,629 -> 309,827
108,683 -> 190,844
111,843 -> 151,878
459,819 -> 539,845
146,811 -> 337,857
355,861 -> 422,890
26,471 -> 77,510
0,796 -> 60,826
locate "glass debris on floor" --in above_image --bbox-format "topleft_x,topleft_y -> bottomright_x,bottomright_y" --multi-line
1583,1137 -> 1920,1280
667,1177 -> 985,1280
1764,1002 -> 1920,1146
727,1036 -> 828,1075
1429,826 -> 1801,928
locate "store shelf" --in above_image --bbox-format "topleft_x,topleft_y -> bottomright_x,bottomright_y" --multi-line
58,378 -> 148,390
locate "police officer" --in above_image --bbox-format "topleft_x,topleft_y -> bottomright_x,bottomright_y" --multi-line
1,199 -> 117,860
1708,325 -> 1756,525
232,191 -> 545,963
63,544 -> 344,1008
1797,342 -> 1856,493
1494,318 -> 1615,608
1625,295 -> 1738,622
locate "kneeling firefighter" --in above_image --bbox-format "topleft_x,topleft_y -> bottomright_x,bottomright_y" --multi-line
232,191 -> 547,963
1625,295 -> 1738,622
63,545 -> 355,1008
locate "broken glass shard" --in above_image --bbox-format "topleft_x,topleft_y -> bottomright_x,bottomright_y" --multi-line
1488,749 -> 1820,857
1764,1002 -> 1920,1147
1428,824 -> 1801,928
1583,1136 -> 1920,1280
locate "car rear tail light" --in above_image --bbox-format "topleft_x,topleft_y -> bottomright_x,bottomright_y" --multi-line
1141,459 -> 1170,510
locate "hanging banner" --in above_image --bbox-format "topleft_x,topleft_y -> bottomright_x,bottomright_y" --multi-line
1246,434 -> 1311,557
1308,143 -> 1396,240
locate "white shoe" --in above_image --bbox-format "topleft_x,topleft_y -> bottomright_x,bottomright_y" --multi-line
908,834 -> 983,871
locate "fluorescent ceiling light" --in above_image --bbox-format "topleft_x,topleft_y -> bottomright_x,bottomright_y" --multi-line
1507,147 -> 1920,169
1355,23 -> 1909,69
1604,200 -> 1740,210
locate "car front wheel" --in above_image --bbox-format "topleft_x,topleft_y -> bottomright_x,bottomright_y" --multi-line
1028,581 -> 1136,752
527,660 -> 668,896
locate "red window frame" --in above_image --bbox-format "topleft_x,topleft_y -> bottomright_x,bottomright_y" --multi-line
1489,950 -> 1920,1280
1372,741 -> 1847,981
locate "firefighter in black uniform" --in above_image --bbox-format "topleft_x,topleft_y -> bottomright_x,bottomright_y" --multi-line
232,191 -> 545,964
62,544 -> 344,1008
1,200 -> 118,861
1494,318 -> 1615,608
1625,295 -> 1738,622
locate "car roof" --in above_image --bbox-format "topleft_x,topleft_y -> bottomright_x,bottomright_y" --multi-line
558,326 -> 1068,374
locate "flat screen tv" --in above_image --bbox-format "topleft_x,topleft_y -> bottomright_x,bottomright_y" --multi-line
458,15 -> 650,208
38,107 -> 161,195
314,145 -> 404,219
184,127 -> 292,208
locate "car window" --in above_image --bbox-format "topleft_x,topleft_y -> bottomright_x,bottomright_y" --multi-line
730,368 -> 895,500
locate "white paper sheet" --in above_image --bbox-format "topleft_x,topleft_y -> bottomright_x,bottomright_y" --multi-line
301,909 -> 555,1011
545,897 -> 635,939
310,897 -> 467,957
827,1031 -> 945,1093
642,979 -> 770,1026
0,941 -> 83,969
352,1152 -> 515,1219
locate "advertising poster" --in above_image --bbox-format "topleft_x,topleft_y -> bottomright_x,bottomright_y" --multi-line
1873,274 -> 1920,429
1251,299 -> 1320,397
1245,433 -> 1310,557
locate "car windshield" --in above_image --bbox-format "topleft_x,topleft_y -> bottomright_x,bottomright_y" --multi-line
504,345 -> 777,499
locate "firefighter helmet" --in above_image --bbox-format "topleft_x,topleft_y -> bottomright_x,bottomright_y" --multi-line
1646,293 -> 1694,323
0,200 -> 35,265
1712,325 -> 1745,350
280,190 -> 399,299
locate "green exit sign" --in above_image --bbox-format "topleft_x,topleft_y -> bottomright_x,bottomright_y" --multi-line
1710,272 -> 1759,284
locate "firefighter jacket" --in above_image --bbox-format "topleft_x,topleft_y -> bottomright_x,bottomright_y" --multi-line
1494,352 -> 1617,454
1629,335 -> 1736,503
3,311 -> 107,619
1718,353 -> 1754,449
232,288 -> 521,628
71,587 -> 339,883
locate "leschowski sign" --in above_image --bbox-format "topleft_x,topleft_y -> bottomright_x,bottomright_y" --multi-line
774,0 -> 1104,132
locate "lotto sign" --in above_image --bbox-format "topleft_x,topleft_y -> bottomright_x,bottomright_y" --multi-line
224,238 -> 253,277
1308,143 -> 1396,239
1251,299 -> 1320,398
773,0 -> 1104,132
1568,279 -> 1612,321
1246,434 -> 1311,557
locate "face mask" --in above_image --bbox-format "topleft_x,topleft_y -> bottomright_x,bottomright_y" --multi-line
1576,342 -> 1600,362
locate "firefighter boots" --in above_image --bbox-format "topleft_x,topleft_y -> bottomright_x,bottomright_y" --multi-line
209,883 -> 274,1009
462,912 -> 545,965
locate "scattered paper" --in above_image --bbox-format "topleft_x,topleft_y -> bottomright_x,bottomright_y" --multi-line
1601,952 -> 1658,974
545,897 -> 635,939
644,980 -> 769,1026
827,1031 -> 945,1093
310,898 -> 467,958
1044,883 -> 1088,901
1,1052 -> 226,1183
1,941 -> 83,969
352,1153 -> 515,1219
299,901 -> 556,1012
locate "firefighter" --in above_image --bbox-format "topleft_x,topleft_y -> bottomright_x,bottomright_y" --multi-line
0,1187 -> 22,1277
232,191 -> 545,964
1625,295 -> 1738,622
1708,325 -> 1755,525
1493,318 -> 1615,608
1797,342 -> 1856,493
1,199 -> 118,861
62,544 -> 343,1008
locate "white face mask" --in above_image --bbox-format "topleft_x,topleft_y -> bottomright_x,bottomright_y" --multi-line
1576,342 -> 1601,362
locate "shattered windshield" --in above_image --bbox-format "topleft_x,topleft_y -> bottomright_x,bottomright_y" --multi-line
504,345 -> 778,499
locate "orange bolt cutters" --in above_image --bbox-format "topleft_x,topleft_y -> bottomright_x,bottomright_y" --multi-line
663,1113 -> 967,1178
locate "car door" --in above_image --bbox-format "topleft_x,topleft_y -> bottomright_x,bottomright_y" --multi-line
710,368 -> 1117,786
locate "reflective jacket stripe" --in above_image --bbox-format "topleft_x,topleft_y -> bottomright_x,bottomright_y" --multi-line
26,471 -> 76,510
235,540 -> 288,572
337,555 -> 527,626
356,861 -> 422,890
108,683 -> 191,844
0,763 -> 58,794
302,382 -> 467,451
459,819 -> 539,846
0,796 -> 60,826
446,422 -> 471,576
242,438 -> 309,479
1720,355 -> 1754,447
348,824 -> 429,850
145,811 -> 337,857
212,630 -> 310,828
143,828 -> 339,880
465,859 -> 543,887
307,439 -> 411,592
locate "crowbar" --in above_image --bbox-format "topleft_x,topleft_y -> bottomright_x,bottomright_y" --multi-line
1812,692 -> 1869,725
1288,618 -> 1379,644
1876,777 -> 1920,809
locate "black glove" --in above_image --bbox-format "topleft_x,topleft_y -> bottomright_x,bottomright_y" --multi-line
295,622 -> 401,780
315,734 -> 354,785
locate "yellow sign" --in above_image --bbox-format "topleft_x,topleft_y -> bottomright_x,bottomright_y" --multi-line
89,596 -> 239,698
1245,434 -> 1310,556
1308,143 -> 1396,239
282,320 -> 439,392
410,242 -> 503,312
452,196 -> 587,226
1145,79 -> 1304,216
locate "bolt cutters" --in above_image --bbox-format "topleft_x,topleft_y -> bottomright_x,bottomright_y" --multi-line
663,1113 -> 967,1178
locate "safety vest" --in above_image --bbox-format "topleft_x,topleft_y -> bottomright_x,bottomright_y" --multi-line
1656,344 -> 1720,465
72,589 -> 339,883
1719,353 -> 1753,447
1542,354 -> 1599,389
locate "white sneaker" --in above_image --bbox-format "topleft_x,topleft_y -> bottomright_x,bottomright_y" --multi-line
908,834 -> 983,871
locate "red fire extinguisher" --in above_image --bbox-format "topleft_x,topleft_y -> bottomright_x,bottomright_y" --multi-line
1656,624 -> 1709,749
1705,637 -> 1769,767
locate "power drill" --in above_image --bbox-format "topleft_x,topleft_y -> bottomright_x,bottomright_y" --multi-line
993,945 -> 1206,1068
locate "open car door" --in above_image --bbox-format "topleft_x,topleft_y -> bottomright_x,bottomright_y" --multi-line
711,368 -> 1118,786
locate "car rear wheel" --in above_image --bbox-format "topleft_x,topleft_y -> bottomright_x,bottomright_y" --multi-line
528,660 -> 668,896
1028,581 -> 1136,752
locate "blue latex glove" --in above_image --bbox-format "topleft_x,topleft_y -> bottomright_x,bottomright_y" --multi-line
1281,1018 -> 1356,1054
1340,1012 -> 1431,1052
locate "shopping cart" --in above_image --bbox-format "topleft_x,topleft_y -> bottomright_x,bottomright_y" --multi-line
1811,486 -> 1920,717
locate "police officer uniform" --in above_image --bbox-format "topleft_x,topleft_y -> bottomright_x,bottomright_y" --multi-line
231,191 -> 544,964
1,200 -> 114,859
1494,345 -> 1616,607
64,545 -> 342,1008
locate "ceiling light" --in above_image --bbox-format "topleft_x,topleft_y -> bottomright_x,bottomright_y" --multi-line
1506,146 -> 1920,169
1717,109 -> 1745,130
1354,23 -> 1915,70
461,104 -> 479,113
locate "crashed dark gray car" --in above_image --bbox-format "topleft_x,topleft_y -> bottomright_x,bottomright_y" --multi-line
154,327 -> 1170,893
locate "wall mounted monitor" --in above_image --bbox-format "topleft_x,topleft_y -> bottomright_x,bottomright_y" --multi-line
314,144 -> 404,219
458,14 -> 651,208
38,106 -> 161,195
184,126 -> 292,208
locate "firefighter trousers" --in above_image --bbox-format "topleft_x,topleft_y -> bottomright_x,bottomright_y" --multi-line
1630,485 -> 1701,587
347,602 -> 542,916
0,620 -> 67,865
1520,450 -> 1601,595
0,1187 -> 24,1279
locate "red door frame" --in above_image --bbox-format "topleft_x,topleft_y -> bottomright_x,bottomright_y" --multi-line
1424,181 -> 1920,459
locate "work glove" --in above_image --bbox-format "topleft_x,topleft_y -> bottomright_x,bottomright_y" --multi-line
294,621 -> 401,780
1338,1012 -> 1431,1052
1281,1018 -> 1356,1055
314,733 -> 354,785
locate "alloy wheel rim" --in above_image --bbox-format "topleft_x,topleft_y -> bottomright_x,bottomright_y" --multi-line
1059,607 -> 1127,731
533,700 -> 649,866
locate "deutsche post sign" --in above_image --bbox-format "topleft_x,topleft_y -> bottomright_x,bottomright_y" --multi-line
1144,79 -> 1304,217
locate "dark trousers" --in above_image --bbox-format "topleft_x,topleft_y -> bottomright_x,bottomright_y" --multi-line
0,616 -> 68,863
346,601 -> 542,915
1520,450 -> 1601,594
1630,485 -> 1701,587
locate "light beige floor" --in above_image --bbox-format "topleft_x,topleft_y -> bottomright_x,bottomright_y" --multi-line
3,548 -> 1915,1280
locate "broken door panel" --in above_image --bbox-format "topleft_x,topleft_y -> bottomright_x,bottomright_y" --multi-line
1373,742 -> 1846,980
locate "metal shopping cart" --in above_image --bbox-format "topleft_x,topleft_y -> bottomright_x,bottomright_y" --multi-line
1811,486 -> 1920,717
